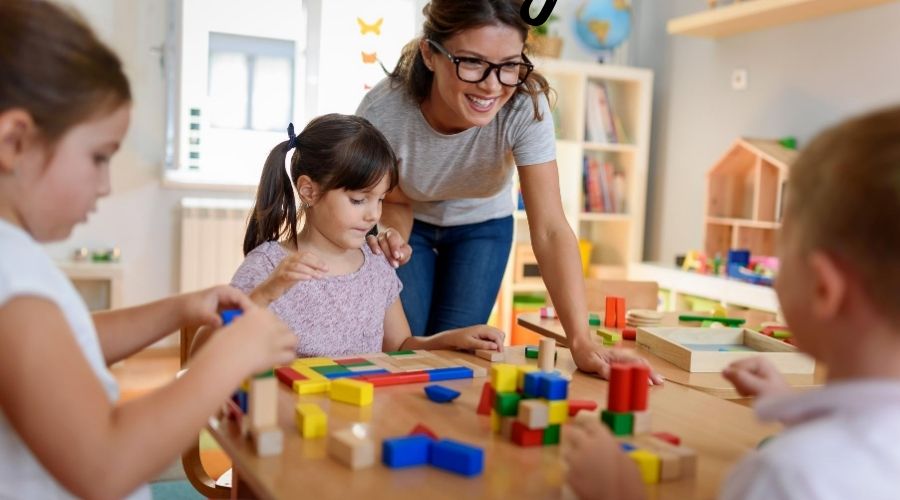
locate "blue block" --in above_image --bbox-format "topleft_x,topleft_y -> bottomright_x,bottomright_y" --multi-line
324,369 -> 390,379
427,367 -> 473,382
382,435 -> 433,468
220,309 -> 242,325
523,372 -> 543,398
430,439 -> 484,477
232,389 -> 248,413
424,384 -> 461,403
620,442 -> 636,452
539,373 -> 568,400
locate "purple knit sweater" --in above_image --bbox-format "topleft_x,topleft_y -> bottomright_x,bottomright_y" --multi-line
230,242 -> 402,357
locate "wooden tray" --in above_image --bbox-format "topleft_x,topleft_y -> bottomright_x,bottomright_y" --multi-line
635,327 -> 815,373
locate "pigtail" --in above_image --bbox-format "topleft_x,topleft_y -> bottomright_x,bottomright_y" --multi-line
243,140 -> 299,255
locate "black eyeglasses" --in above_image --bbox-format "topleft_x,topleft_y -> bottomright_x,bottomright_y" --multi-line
427,39 -> 534,87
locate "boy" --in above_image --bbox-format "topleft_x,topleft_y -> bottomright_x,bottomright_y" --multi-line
563,106 -> 900,500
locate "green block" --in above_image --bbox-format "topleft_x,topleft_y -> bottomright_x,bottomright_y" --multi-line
596,328 -> 621,343
387,350 -> 416,356
543,424 -> 561,445
601,410 -> 633,436
312,365 -> 351,375
253,368 -> 275,378
525,346 -> 539,359
494,392 -> 522,417
772,330 -> 791,339
678,314 -> 745,327
588,313 -> 601,326
343,361 -> 375,367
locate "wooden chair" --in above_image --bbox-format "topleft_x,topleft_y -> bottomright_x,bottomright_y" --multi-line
180,326 -> 232,498
583,279 -> 660,313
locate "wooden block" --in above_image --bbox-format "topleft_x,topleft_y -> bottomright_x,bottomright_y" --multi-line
628,449 -> 660,484
248,376 -> 278,431
490,364 -> 517,393
458,360 -> 488,378
334,357 -> 368,365
516,365 -> 539,391
500,416 -> 516,439
568,399 -> 599,416
274,366 -> 305,389
651,431 -> 681,446
475,349 -> 505,362
547,400 -> 568,425
490,409 -> 501,434
409,423 -> 439,440
538,338 -> 556,372
630,364 -> 650,411
608,364 -> 633,412
616,297 -> 627,328
250,425 -> 284,456
295,403 -> 327,439
293,366 -> 328,381
330,379 -> 374,406
357,371 -> 429,387
517,400 -> 549,429
369,357 -> 400,373
511,421 -> 543,447
632,410 -> 652,434
329,428 -> 375,469
292,379 -> 331,395
292,357 -> 337,368
635,435 -> 697,478
476,382 -> 495,416
604,297 -> 617,327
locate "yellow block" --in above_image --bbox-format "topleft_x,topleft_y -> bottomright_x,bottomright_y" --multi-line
293,379 -> 331,395
292,358 -> 336,369
547,400 -> 568,425
295,403 -> 327,438
490,364 -> 517,393
330,378 -> 374,406
490,409 -> 501,434
516,365 -> 538,391
629,449 -> 661,484
293,366 -> 327,381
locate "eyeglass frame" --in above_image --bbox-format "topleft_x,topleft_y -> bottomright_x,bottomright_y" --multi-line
426,38 -> 534,87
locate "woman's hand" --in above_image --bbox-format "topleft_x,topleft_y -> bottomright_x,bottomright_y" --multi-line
178,285 -> 256,329
722,356 -> 791,398
570,337 -> 665,385
367,227 -> 412,268
250,250 -> 327,306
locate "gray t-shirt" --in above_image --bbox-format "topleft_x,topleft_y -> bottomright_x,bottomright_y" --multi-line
356,78 -> 556,227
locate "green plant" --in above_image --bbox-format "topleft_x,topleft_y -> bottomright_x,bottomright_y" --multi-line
532,14 -> 559,36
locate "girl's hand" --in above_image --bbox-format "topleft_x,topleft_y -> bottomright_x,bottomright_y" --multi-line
562,418 -> 646,500
441,325 -> 505,352
250,250 -> 328,306
570,338 -> 665,385
180,285 -> 256,328
212,305 -> 297,374
722,356 -> 791,398
366,227 -> 412,269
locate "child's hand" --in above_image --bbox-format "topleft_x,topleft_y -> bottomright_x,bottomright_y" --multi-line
722,356 -> 791,398
214,305 -> 297,373
441,325 -> 505,352
250,250 -> 328,306
181,285 -> 256,328
570,338 -> 665,385
562,418 -> 646,500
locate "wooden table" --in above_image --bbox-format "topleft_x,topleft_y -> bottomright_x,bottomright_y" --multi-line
208,348 -> 778,499
517,312 -> 825,399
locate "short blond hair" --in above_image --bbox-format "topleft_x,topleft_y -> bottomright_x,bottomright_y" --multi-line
786,106 -> 900,321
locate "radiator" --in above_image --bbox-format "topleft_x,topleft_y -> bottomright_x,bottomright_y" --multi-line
179,198 -> 254,293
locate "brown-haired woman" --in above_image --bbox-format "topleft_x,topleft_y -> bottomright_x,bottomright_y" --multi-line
359,0 -> 662,381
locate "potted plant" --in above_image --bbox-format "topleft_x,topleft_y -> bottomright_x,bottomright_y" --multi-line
527,14 -> 563,58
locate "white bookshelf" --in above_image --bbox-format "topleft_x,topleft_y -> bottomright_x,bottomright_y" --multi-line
496,58 -> 654,339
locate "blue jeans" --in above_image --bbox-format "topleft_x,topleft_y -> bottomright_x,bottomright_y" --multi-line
398,216 -> 513,336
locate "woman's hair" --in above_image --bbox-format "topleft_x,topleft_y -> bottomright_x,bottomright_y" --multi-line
785,105 -> 900,322
0,0 -> 131,144
389,0 -> 552,121
244,114 -> 400,255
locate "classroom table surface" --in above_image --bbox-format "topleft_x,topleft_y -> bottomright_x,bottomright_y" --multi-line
207,347 -> 779,500
516,312 -> 826,400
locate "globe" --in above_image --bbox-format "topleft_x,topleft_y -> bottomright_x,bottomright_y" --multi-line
573,0 -> 632,52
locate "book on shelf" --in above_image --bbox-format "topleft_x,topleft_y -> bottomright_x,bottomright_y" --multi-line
584,81 -> 627,144
583,157 -> 627,214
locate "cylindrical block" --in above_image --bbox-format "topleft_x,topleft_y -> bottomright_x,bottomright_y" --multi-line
630,364 -> 650,411
607,363 -> 632,412
538,338 -> 556,372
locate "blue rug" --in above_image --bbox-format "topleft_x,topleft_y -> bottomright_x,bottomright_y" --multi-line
150,480 -> 203,500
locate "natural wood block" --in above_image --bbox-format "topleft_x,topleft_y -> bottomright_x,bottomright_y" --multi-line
475,349 -> 505,362
251,425 -> 283,456
517,400 -> 549,429
538,338 -> 556,372
632,410 -> 652,435
248,376 -> 278,430
329,428 -> 375,470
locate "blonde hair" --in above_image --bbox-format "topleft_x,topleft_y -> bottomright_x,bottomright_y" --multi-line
785,106 -> 900,320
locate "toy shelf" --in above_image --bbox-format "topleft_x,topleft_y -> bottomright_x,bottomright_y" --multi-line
667,0 -> 897,38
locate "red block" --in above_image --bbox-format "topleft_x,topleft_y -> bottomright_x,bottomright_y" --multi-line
334,357 -> 368,365
357,371 -> 429,387
511,421 -> 543,447
630,364 -> 650,411
409,423 -> 439,440
622,328 -> 637,341
652,432 -> 681,446
604,297 -> 617,327
608,363 -> 632,412
615,297 -> 627,328
568,399 -> 599,416
274,366 -> 306,388
476,382 -> 495,416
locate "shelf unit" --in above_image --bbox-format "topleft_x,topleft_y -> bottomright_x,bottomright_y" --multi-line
704,138 -> 796,257
58,261 -> 124,311
495,58 -> 653,340
668,0 -> 898,38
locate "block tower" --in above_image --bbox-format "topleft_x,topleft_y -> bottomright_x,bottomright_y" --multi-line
600,363 -> 651,436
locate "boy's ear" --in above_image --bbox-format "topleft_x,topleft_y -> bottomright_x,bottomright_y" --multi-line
808,251 -> 847,322
295,175 -> 319,206
0,109 -> 36,173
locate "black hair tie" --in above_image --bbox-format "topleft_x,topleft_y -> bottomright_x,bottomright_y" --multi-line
287,123 -> 298,150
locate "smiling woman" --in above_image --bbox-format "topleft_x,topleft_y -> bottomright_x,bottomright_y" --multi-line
356,0 -> 660,381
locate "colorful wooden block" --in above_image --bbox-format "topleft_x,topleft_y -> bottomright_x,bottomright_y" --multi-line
517,400 -> 549,429
295,403 -> 327,438
293,366 -> 328,381
596,328 -> 622,345
632,410 -> 652,434
275,366 -> 306,388
490,364 -> 517,393
547,400 -> 568,425
409,423 -> 439,441
588,313 -> 601,326
430,439 -> 484,477
601,410 -> 633,436
386,350 -> 417,356
538,338 -> 556,372
510,421 -> 543,447
543,424 -> 561,445
424,384 -> 461,403
458,360 -> 488,378
232,389 -> 248,413
334,357 -> 369,366
525,345 -> 539,358
490,409 -> 501,434
631,364 -> 650,411
475,349 -> 505,362
616,297 -> 626,328
539,373 -> 568,400
622,327 -> 637,341
292,379 -> 331,395
629,449 -> 661,484
523,371 -> 542,398
477,382 -> 496,415
382,435 -> 432,468
358,371 -> 429,386
248,376 -> 278,430
250,425 -> 284,456
636,435 -> 697,478
604,297 -> 618,327
495,392 -> 522,417
292,357 -> 337,368
427,366 -> 474,382
516,365 -> 539,391
568,399 -> 599,416
329,428 -> 375,470
608,363 -> 633,412
330,379 -> 374,406
651,432 -> 681,446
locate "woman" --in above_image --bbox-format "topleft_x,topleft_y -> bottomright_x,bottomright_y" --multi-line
359,0 -> 660,382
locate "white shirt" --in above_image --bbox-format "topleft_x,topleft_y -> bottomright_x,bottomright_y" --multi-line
0,219 -> 150,499
721,380 -> 900,500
